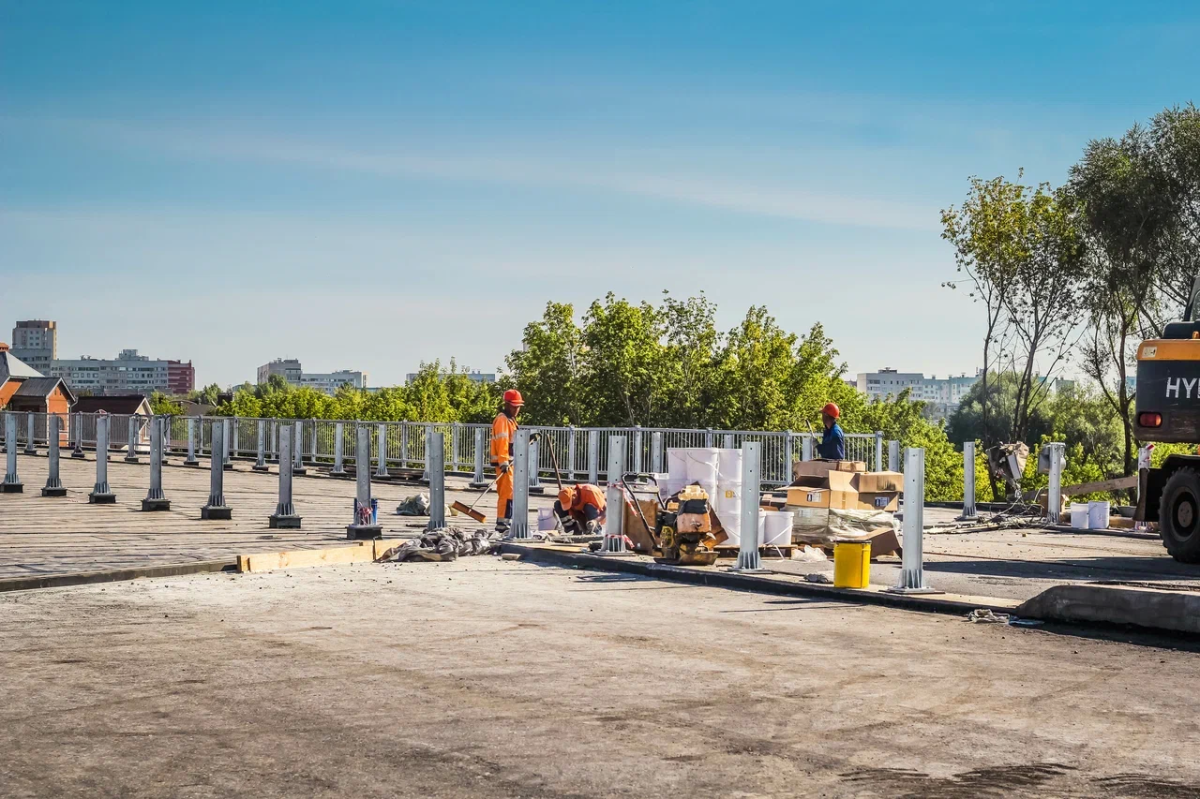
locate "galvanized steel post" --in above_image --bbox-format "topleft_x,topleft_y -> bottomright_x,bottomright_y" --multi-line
887,448 -> 939,594
732,441 -> 767,573
722,433 -> 735,450
801,435 -> 813,462
598,436 -> 628,554
185,417 -> 199,466
784,432 -> 794,478
650,431 -> 663,475
160,417 -> 170,464
269,420 -> 278,464
400,423 -> 409,467
470,427 -> 487,487
125,414 -> 140,463
253,420 -> 269,472
705,428 -> 714,448
567,426 -> 578,480
292,421 -> 307,476
427,431 -> 446,531
270,424 -> 301,529
310,419 -> 318,469
874,431 -> 884,472
633,426 -> 644,473
509,428 -> 531,539
587,429 -> 600,485
43,414 -> 66,497
89,415 -> 115,504
347,424 -> 381,539
331,422 -> 347,476
961,441 -> 978,520
528,433 -> 543,493
1047,441 -> 1065,524
222,418 -> 233,470
141,416 -> 170,511
375,423 -> 389,478
420,424 -> 432,482
2,413 -> 22,493
232,416 -> 240,459
24,411 -> 36,455
71,412 -> 85,458
450,423 -> 460,472
201,419 -> 231,519
888,440 -> 899,472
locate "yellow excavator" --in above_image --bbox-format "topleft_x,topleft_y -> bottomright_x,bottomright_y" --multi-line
1134,280 -> 1200,562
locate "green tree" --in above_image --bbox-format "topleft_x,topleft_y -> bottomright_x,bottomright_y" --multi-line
506,302 -> 587,426
148,391 -> 183,415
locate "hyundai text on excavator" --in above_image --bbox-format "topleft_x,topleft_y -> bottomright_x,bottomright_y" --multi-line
1134,279 -> 1200,562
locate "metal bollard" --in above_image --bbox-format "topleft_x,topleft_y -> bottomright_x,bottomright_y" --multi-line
650,431 -> 663,475
185,417 -> 199,466
874,431 -> 884,472
292,421 -> 307,476
89,415 -> 116,503
887,448 -> 940,594
509,428 -> 532,539
888,440 -> 899,472
801,436 -> 813,462
141,417 -> 170,511
24,411 -> 36,455
71,412 -> 85,458
253,419 -> 269,472
2,413 -> 23,493
598,436 -> 630,554
331,421 -> 347,476
201,419 -> 231,519
427,431 -> 446,531
375,423 -> 389,479
1046,441 -> 1065,524
222,418 -> 233,470
587,429 -> 600,485
42,414 -> 66,497
961,441 -> 978,520
125,414 -> 140,463
633,427 -> 644,473
732,441 -> 767,573
270,424 -> 301,528
470,427 -> 487,487
347,424 -> 382,539
528,434 -> 543,493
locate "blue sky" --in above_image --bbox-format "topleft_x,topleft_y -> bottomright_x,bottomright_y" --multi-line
3,1 -> 1198,388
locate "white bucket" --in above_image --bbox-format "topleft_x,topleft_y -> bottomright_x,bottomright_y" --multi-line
538,507 -> 558,531
1069,503 -> 1090,530
1088,500 -> 1111,530
762,511 -> 794,546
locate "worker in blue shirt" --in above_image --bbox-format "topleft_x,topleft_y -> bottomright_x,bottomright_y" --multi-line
817,402 -> 846,460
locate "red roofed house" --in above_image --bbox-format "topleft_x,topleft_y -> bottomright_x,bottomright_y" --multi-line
0,343 -> 75,443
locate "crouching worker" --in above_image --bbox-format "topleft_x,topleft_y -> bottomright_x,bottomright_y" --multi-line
554,484 -> 607,536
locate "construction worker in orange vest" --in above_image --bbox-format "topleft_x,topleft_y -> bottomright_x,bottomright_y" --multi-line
554,484 -> 607,536
491,389 -> 524,532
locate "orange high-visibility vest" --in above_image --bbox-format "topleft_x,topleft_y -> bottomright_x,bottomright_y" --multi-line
490,412 -> 517,466
571,484 -> 606,513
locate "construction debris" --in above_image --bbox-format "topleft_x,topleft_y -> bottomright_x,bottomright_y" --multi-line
396,493 -> 432,516
387,527 -> 501,562
966,608 -> 1010,624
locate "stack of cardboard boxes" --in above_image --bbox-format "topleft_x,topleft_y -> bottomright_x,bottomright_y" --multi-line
785,460 -> 903,511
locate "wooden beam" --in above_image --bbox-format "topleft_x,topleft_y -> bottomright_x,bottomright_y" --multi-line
1062,475 -> 1137,497
238,544 -> 375,573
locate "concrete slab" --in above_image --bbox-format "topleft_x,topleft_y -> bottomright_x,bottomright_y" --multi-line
1016,583 -> 1200,634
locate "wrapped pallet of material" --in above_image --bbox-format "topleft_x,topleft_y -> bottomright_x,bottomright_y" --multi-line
786,505 -> 898,545
666,448 -> 720,504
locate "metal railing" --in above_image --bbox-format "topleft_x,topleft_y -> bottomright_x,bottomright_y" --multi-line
1,410 -> 883,488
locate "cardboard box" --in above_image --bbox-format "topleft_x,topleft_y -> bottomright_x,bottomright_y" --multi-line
854,492 -> 900,512
792,459 -> 867,481
852,471 -> 904,493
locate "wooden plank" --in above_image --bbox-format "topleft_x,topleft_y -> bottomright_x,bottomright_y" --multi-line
1062,475 -> 1137,497
239,544 -> 375,573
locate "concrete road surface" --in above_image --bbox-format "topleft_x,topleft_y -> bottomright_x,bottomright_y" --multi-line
3,558 -> 1199,798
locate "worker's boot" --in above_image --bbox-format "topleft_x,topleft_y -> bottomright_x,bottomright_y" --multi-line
495,518 -> 511,537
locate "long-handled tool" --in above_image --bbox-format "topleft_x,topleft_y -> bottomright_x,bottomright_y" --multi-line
451,473 -> 499,523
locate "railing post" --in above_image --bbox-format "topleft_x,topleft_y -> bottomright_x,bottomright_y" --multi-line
232,416 -> 240,459
184,417 -> 199,465
375,423 -> 389,478
427,431 -> 446,531
310,418 -> 318,468
470,427 -> 487,487
89,415 -> 115,503
801,435 -> 813,462
722,433 -> 735,450
587,429 -> 600,485
24,411 -> 36,455
201,419 -> 231,519
887,448 -> 939,594
598,436 -> 629,554
510,428 -> 532,539
888,440 -> 899,472
292,421 -> 307,475
705,428 -> 714,448
2,413 -> 23,493
125,414 -> 140,463
568,426 -> 577,480
347,424 -> 382,539
142,416 -> 170,511
222,418 -> 233,470
650,431 -> 663,475
270,424 -> 301,528
784,432 -> 794,479
420,424 -> 432,483
71,412 -> 85,458
160,417 -> 170,464
450,422 -> 460,472
400,423 -> 409,468
528,432 -> 543,493
1046,441 -> 1065,524
961,441 -> 978,521
253,420 -> 269,472
732,441 -> 767,573
331,421 -> 347,476
268,420 -> 278,464
633,426 -> 644,473
874,431 -> 884,472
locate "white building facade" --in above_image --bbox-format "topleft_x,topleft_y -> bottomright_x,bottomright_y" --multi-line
856,368 -> 980,412
51,349 -> 170,395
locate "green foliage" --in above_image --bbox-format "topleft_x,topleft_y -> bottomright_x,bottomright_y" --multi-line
148,392 -> 183,415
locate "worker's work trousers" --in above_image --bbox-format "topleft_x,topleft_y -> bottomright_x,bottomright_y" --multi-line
496,466 -> 513,523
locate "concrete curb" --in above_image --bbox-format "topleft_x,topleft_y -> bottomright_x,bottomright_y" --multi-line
0,560 -> 235,594
1015,584 -> 1200,635
500,543 -> 1017,617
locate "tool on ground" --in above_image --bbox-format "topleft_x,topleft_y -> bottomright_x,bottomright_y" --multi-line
543,437 -> 566,493
450,474 -> 499,523
619,472 -> 720,566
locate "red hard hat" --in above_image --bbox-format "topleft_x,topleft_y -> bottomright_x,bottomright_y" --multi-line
822,402 -> 840,419
504,389 -> 525,406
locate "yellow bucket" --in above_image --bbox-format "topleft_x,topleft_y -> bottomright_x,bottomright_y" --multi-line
833,542 -> 871,588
